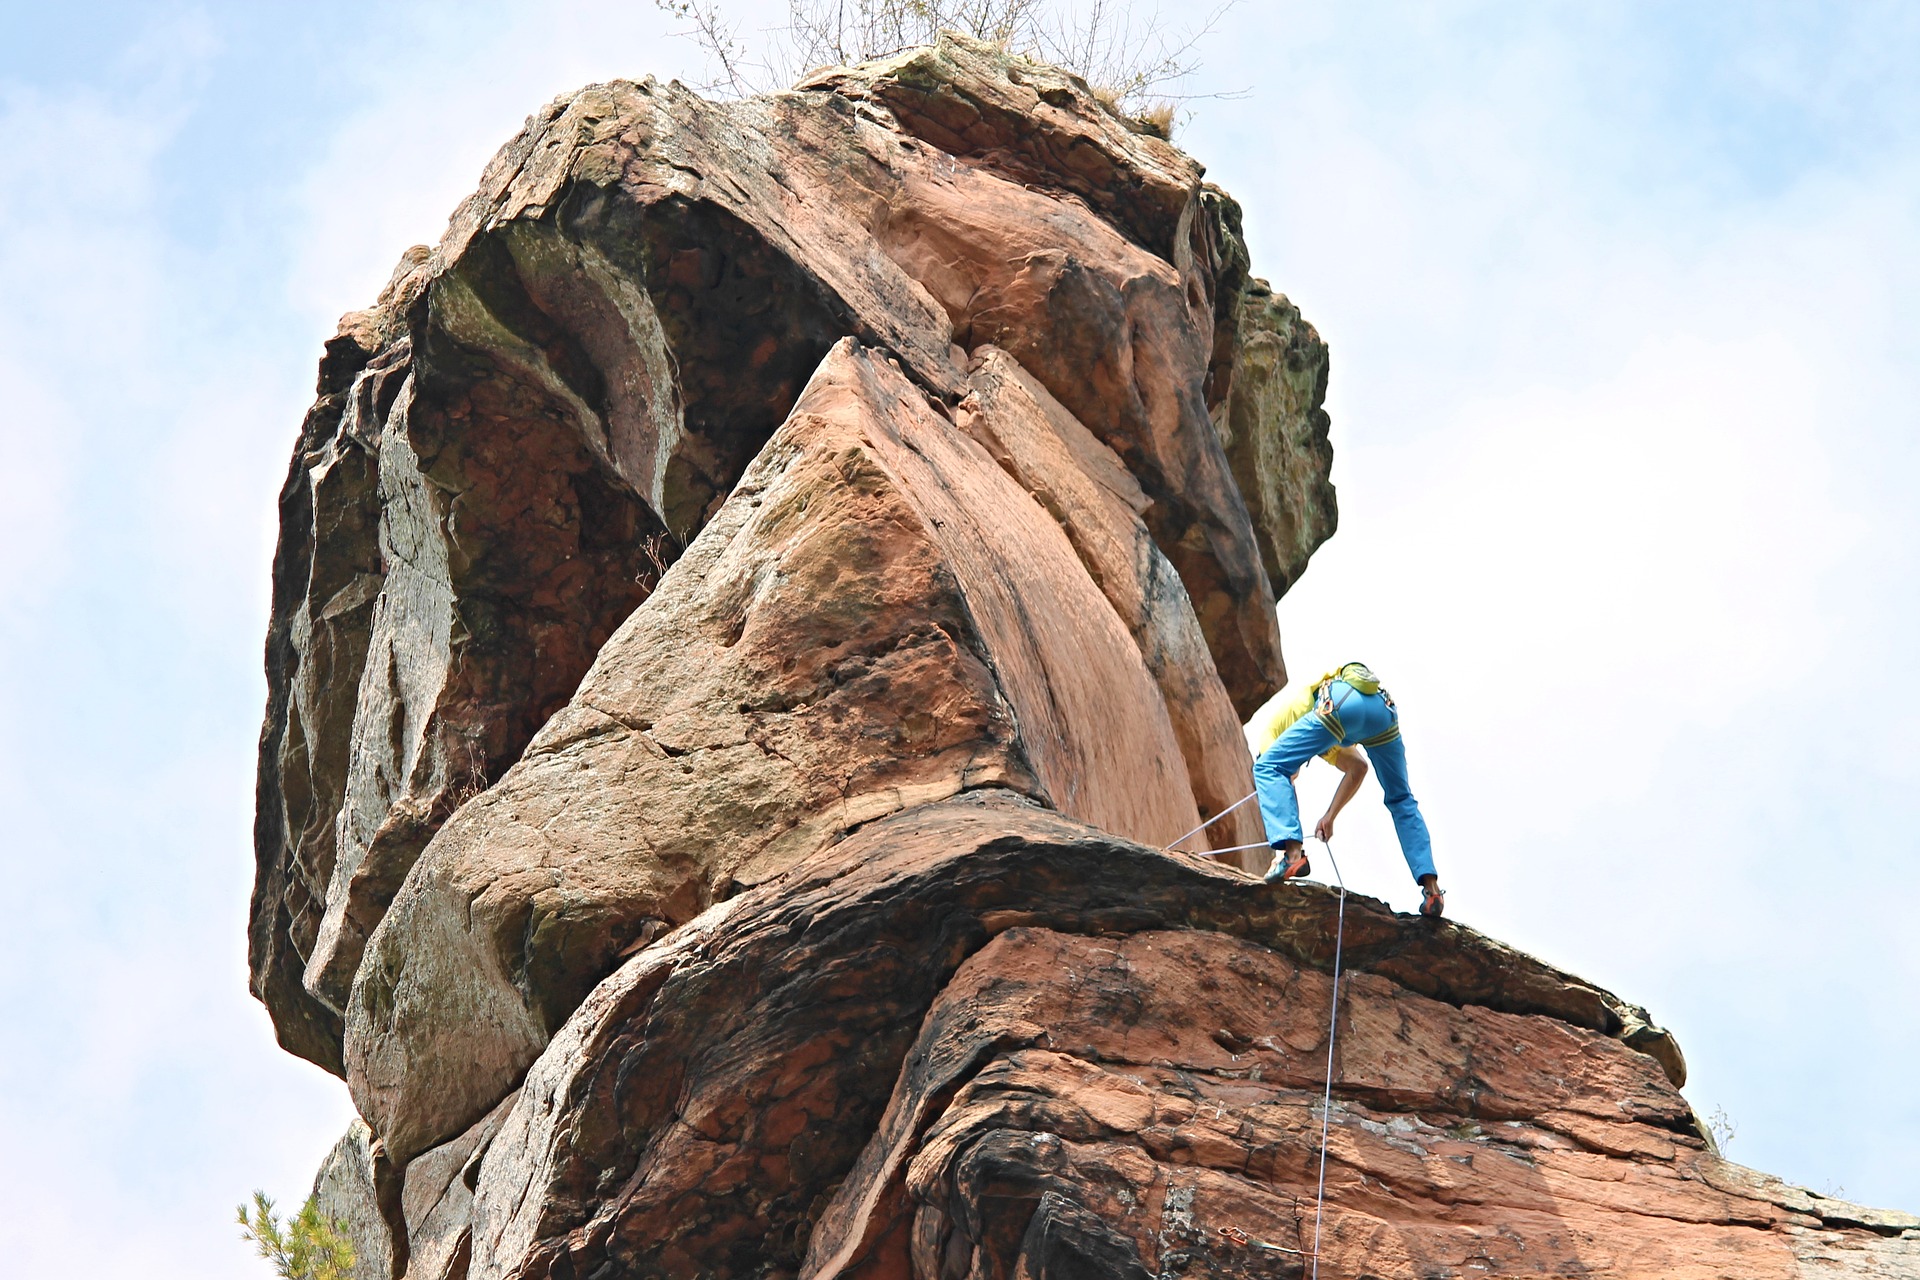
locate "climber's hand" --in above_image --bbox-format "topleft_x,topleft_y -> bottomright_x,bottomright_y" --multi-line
1314,814 -> 1334,842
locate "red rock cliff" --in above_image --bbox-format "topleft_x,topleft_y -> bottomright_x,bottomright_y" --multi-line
251,33 -> 1916,1280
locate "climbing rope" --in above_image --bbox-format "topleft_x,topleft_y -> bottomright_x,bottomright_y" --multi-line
1163,789 -> 1258,852
1310,834 -> 1347,1280
1167,793 -> 1349,1272
1185,840 -> 1271,859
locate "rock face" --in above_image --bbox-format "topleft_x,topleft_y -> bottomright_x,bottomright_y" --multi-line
1216,280 -> 1337,597
254,33 -> 1916,1280
458,792 -> 1665,1280
250,31 -> 1297,1079
311,1121 -> 398,1280
346,340 -> 1211,1164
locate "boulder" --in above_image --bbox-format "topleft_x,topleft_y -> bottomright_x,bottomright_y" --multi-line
251,247 -> 667,1071
858,97 -> 1284,715
344,342 -> 1203,1162
252,262 -> 420,1076
957,347 -> 1267,863
250,34 -> 1331,1075
799,33 -> 1201,261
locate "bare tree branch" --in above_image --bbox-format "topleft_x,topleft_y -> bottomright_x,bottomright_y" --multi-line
653,0 -> 759,96
654,0 -> 1240,132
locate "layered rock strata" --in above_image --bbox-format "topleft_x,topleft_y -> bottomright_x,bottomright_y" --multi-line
253,33 -> 1917,1280
346,341 -> 1214,1164
336,793 -> 1916,1280
251,32 -> 1311,1078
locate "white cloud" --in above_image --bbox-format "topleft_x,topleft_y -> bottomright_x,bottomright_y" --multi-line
283,0 -> 719,331
0,76 -> 173,601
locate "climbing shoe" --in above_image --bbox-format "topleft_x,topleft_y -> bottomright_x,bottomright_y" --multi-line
1263,846 -> 1311,884
1420,884 -> 1446,918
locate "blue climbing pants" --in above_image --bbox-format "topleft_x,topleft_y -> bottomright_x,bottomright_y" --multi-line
1252,680 -> 1436,882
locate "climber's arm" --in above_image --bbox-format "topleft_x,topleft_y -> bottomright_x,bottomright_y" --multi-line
1313,747 -> 1369,842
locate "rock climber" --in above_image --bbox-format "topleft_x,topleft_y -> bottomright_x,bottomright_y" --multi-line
1244,661 -> 1444,918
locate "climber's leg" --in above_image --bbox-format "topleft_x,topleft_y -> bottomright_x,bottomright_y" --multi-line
1363,735 -> 1436,884
1253,714 -> 1338,855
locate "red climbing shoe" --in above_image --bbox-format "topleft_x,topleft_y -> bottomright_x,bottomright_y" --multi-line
1263,846 -> 1311,884
1420,884 -> 1446,918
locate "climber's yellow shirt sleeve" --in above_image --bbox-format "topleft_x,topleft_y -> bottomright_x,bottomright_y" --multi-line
1244,684 -> 1316,757
1245,677 -> 1347,768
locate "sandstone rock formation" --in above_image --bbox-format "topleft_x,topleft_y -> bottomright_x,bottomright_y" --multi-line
346,340 -> 1212,1165
253,33 -> 1916,1280
312,1120 -> 398,1280
251,32 -> 1297,1079
1216,279 -> 1337,597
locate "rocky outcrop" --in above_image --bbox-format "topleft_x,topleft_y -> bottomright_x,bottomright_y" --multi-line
250,32 -> 1319,1079
456,792 -> 1679,1280
807,884 -> 1920,1280
252,247 -> 669,1074
311,1120 -> 399,1280
396,1096 -> 519,1280
1215,279 -> 1337,597
307,786 -> 1920,1279
957,349 -> 1265,858
345,341 -> 1213,1163
256,32 -> 1915,1280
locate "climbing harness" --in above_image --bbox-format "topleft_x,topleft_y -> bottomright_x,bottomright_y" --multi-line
1316,674 -> 1401,748
1328,661 -> 1382,695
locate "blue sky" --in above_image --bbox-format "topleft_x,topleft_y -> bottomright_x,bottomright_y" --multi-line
1,3 -> 1914,1274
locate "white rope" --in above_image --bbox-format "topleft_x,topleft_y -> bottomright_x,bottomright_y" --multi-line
1310,835 -> 1347,1280
1185,840 -> 1270,859
1177,816 -> 1349,1267
1163,789 -> 1258,851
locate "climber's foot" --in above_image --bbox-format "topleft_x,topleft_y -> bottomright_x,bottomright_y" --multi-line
1420,882 -> 1446,918
1264,846 -> 1311,884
